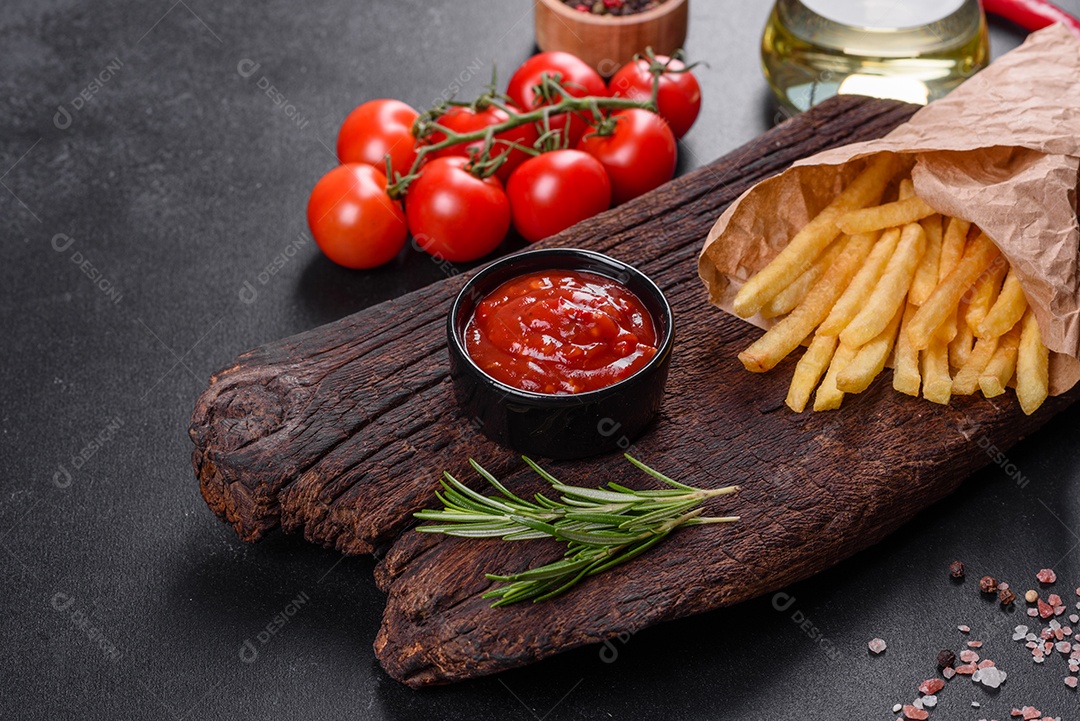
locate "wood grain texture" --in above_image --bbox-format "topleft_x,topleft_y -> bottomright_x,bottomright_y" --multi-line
188,95 -> 1079,686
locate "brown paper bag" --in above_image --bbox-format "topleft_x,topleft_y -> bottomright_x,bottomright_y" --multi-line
699,24 -> 1080,394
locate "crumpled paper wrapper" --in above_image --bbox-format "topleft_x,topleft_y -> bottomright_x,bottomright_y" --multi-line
699,24 -> 1080,395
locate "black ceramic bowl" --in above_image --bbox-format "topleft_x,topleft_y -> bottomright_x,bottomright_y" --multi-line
447,248 -> 674,460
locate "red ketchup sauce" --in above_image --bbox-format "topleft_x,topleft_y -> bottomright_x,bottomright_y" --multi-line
464,269 -> 659,395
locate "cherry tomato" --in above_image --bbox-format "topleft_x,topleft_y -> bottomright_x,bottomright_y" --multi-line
336,99 -> 420,178
505,150 -> 611,244
578,109 -> 677,205
506,52 -> 608,147
406,157 -> 511,263
307,163 -> 407,269
428,103 -> 540,183
609,56 -> 701,139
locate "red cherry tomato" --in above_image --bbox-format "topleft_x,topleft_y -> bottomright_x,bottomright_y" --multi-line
609,56 -> 701,139
307,163 -> 407,269
578,109 -> 677,205
506,52 -> 608,147
336,99 -> 420,177
406,157 -> 511,263
505,149 -> 611,244
428,104 -> 540,183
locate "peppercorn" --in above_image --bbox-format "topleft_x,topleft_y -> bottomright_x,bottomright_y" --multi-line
949,561 -> 965,578
979,576 -> 998,594
937,649 -> 956,669
999,587 -> 1016,606
1025,589 -> 1039,603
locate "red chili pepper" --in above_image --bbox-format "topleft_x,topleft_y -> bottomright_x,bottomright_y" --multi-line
983,0 -> 1080,38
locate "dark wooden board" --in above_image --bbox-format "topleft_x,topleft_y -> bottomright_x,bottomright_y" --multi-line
189,95 -> 1079,687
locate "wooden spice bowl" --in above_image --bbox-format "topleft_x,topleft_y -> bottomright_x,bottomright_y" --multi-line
534,0 -> 689,76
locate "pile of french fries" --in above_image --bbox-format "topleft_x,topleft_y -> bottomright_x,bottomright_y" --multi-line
732,154 -> 1050,415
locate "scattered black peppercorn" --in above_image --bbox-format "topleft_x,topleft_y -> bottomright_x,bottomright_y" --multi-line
999,587 -> 1017,606
937,649 -> 956,669
979,575 -> 998,594
949,561 -> 965,578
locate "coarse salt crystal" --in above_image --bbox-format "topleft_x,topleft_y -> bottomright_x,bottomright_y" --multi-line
1039,599 -> 1055,618
922,695 -> 937,708
1028,608 -> 1040,617
1014,625 -> 1029,640
967,640 -> 983,648
978,659 -> 995,668
960,650 -> 980,663
942,666 -> 956,680
902,704 -> 929,720
1057,641 -> 1072,653
869,638 -> 887,654
1034,656 -> 1046,664
1067,676 -> 1079,688
1037,568 -> 1057,584
958,625 -> 971,633
1022,706 -> 1041,720
912,698 -> 924,710
972,700 -> 981,707
919,678 -> 944,695
1049,594 -> 1063,607
893,703 -> 902,713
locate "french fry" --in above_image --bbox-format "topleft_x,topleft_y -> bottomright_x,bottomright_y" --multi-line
978,320 -> 1022,398
948,303 -> 974,369
1016,309 -> 1049,415
837,303 -> 903,393
939,217 -> 971,277
906,232 -> 999,351
898,179 -> 915,200
909,214 -> 942,305
921,338 -> 953,405
951,336 -> 1000,395
933,218 -> 970,343
837,196 -> 937,235
840,222 -> 925,348
818,227 -> 901,336
732,154 -> 898,318
761,236 -> 847,319
786,334 -> 838,412
892,303 -> 921,396
964,256 -> 1007,333
813,342 -> 859,411
977,267 -> 1028,339
739,233 -> 877,373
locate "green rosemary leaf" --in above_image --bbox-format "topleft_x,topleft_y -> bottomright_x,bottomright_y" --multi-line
617,498 -> 702,531
442,472 -> 518,515
562,511 -> 637,526
586,531 -> 670,576
551,484 -> 643,504
414,455 -> 740,607
468,459 -> 538,508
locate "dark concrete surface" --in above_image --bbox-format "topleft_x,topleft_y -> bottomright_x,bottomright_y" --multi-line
2,1 -> 1079,718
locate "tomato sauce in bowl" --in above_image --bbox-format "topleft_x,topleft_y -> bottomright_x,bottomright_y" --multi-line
446,247 -> 673,459
464,270 -> 658,395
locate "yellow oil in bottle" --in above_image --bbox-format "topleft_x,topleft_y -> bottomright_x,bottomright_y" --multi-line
761,0 -> 989,113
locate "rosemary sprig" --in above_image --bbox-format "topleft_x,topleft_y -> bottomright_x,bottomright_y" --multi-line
414,455 -> 739,606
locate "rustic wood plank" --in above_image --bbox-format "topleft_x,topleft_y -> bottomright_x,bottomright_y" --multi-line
189,95 -> 923,554
188,95 -> 1078,686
